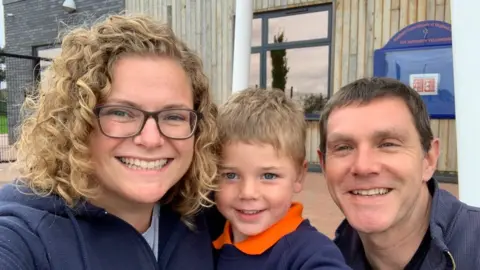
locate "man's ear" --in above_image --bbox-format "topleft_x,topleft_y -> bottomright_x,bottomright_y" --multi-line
317,148 -> 325,171
423,138 -> 440,182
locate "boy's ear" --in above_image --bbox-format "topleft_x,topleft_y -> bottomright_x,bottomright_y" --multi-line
294,160 -> 308,193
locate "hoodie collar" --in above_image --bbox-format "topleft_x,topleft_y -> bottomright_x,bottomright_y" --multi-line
0,179 -> 107,218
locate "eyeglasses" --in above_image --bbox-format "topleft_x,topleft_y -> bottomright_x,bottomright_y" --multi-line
93,105 -> 201,140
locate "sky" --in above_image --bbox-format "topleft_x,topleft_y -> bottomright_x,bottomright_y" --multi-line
0,0 -> 4,48
248,10 -> 330,97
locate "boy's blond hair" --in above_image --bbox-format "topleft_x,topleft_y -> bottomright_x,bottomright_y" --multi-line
218,88 -> 306,166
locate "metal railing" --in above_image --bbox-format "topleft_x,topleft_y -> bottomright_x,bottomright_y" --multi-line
0,52 -> 52,162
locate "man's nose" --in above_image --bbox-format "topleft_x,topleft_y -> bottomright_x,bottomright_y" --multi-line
351,146 -> 381,177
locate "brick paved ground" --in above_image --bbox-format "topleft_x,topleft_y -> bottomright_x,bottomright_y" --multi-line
0,163 -> 19,183
0,164 -> 458,239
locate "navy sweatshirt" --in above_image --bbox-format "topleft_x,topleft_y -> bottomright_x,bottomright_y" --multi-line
213,203 -> 352,270
0,182 -> 216,270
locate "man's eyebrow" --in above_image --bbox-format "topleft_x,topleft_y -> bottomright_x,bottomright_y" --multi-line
327,128 -> 407,143
372,128 -> 408,140
327,132 -> 352,143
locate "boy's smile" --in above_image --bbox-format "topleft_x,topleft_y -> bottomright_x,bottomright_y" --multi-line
234,208 -> 266,222
215,141 -> 306,243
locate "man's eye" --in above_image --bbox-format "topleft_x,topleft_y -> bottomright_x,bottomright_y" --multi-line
335,145 -> 352,152
380,142 -> 398,148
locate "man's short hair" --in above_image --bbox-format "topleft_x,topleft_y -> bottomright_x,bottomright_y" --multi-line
319,77 -> 433,154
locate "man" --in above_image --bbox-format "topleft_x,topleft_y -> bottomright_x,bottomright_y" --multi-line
318,77 -> 480,269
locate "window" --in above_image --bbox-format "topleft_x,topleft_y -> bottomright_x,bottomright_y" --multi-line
249,4 -> 332,114
249,53 -> 260,88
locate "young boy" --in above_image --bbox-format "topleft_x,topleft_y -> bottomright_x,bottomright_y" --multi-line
212,88 -> 351,270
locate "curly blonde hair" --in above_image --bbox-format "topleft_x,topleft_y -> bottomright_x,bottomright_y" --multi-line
14,14 -> 219,223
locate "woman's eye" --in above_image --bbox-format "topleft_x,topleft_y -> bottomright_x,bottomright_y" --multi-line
111,110 -> 130,117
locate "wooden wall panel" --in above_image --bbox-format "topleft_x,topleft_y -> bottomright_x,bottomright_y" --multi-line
332,0 -> 456,172
126,0 -> 235,104
126,0 -> 457,172
126,0 -> 333,104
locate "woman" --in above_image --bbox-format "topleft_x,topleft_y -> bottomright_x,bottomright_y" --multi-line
0,14 -> 219,270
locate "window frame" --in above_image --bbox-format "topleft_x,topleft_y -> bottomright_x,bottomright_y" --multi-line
250,4 -> 333,98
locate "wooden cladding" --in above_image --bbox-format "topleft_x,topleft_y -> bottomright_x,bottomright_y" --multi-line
125,0 -> 457,172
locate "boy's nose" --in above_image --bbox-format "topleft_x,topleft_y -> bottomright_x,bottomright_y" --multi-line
238,179 -> 260,200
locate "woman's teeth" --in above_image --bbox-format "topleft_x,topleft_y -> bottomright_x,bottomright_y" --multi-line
117,157 -> 170,170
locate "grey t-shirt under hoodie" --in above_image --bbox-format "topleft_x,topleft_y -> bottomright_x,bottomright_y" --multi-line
142,204 -> 160,260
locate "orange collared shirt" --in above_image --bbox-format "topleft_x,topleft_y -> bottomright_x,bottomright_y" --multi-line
212,202 -> 304,255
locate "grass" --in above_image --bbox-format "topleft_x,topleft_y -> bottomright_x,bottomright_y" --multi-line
0,115 -> 8,134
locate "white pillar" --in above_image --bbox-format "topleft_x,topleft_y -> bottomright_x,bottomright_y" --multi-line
450,0 -> 480,206
231,0 -> 253,93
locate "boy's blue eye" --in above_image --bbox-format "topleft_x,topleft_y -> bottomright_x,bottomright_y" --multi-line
223,172 -> 238,180
262,173 -> 277,180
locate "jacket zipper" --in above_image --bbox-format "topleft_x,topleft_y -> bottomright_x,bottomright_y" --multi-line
445,251 -> 456,270
104,212 -> 159,270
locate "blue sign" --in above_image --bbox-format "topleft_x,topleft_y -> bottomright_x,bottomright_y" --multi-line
373,20 -> 455,119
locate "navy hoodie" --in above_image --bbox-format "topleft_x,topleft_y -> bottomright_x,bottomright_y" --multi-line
0,182 -> 216,270
213,202 -> 352,270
